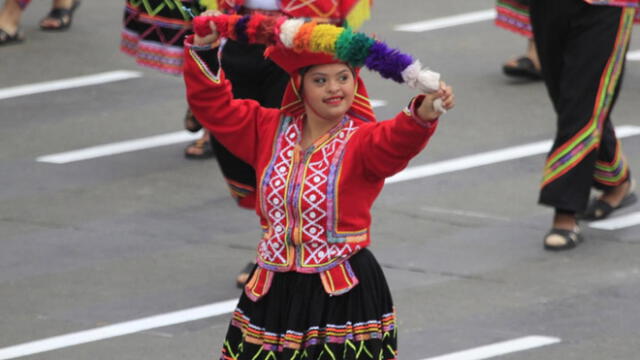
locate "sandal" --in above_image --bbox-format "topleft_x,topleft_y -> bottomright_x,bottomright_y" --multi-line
39,0 -> 80,31
184,108 -> 202,133
0,28 -> 24,46
544,227 -> 583,251
503,56 -> 542,80
236,262 -> 256,289
184,135 -> 214,159
583,180 -> 637,221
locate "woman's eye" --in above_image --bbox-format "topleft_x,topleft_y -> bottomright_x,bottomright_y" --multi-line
313,78 -> 326,85
339,75 -> 349,82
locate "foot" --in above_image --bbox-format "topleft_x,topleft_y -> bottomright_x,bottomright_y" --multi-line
39,0 -> 79,31
184,133 -> 214,159
0,0 -> 22,37
502,56 -> 542,80
0,27 -> 23,45
583,179 -> 637,220
544,213 -> 582,250
600,180 -> 633,208
184,108 -> 202,133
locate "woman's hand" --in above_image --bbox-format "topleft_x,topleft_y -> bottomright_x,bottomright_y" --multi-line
416,81 -> 455,121
193,10 -> 222,46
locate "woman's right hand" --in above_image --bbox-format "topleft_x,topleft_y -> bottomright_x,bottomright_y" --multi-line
194,10 -> 222,46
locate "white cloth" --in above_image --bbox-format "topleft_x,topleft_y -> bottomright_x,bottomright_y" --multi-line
244,0 -> 279,10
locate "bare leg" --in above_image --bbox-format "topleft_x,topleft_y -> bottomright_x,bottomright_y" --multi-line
0,0 -> 23,35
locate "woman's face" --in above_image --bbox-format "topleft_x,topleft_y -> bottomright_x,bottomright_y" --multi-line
301,63 -> 356,123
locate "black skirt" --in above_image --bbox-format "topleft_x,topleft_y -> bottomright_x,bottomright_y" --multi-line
220,249 -> 397,360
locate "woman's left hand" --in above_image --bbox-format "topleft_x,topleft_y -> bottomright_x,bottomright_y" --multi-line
416,81 -> 455,121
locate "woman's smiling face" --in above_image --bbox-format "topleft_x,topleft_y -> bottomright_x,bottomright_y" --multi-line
301,63 -> 356,123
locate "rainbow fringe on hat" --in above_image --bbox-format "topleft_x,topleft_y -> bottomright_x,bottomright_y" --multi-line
193,14 -> 442,93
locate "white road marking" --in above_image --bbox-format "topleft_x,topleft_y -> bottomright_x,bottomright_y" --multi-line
627,50 -> 640,61
0,71 -> 143,100
422,336 -> 561,360
387,125 -> 640,184
35,100 -> 385,164
589,211 -> 640,230
37,130 -> 204,164
420,205 -> 511,222
394,9 -> 495,33
0,299 -> 238,360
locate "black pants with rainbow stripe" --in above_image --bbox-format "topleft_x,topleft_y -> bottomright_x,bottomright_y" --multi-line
530,0 -> 635,213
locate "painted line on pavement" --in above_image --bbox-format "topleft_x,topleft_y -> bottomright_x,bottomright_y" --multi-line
0,299 -> 238,360
37,130 -> 205,164
0,71 -> 143,101
589,211 -> 640,230
387,125 -> 640,184
422,335 -> 561,360
394,9 -> 495,32
628,50 -> 640,61
36,100 -> 386,164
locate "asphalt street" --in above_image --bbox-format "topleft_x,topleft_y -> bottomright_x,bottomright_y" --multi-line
1,1 -> 640,359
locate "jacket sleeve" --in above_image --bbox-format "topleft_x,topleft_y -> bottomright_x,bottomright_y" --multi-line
182,35 -> 280,167
353,95 -> 438,180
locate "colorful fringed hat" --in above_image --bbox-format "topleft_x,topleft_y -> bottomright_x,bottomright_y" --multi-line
193,14 -> 443,116
194,14 -> 441,91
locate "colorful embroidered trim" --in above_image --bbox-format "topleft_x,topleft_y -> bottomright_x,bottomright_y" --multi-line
541,8 -> 635,187
594,141 -> 629,186
229,308 -> 396,351
495,0 -> 533,38
244,266 -> 275,302
319,261 -> 359,296
192,14 -> 441,93
121,29 -> 185,75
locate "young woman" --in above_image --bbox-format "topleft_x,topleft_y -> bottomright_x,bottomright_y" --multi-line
183,15 -> 454,360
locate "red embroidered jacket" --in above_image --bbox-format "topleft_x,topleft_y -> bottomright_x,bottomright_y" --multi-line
183,36 -> 437,296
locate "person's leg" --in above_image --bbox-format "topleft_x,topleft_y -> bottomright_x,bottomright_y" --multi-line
532,1 -> 635,248
0,0 -> 27,36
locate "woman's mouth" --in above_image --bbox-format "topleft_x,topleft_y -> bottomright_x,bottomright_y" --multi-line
323,96 -> 343,105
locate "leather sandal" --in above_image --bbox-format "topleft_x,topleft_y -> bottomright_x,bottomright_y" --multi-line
184,108 -> 202,133
0,28 -> 24,46
184,135 -> 214,159
503,56 -> 542,80
583,180 -> 637,221
39,0 -> 80,31
544,227 -> 583,251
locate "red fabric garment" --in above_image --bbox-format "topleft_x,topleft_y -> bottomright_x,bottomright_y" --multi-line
184,35 -> 437,298
183,35 -> 438,278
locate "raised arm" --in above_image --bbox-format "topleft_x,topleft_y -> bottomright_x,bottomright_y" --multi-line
355,84 -> 454,179
183,34 -> 279,167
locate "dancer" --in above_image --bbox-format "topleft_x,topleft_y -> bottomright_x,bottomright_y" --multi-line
199,0 -> 374,287
530,0 -> 638,250
184,14 -> 454,360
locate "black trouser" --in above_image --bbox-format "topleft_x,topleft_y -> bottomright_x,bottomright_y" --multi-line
530,0 -> 635,213
210,40 -> 290,208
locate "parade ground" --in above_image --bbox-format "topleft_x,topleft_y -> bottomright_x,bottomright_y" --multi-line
1,0 -> 640,359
